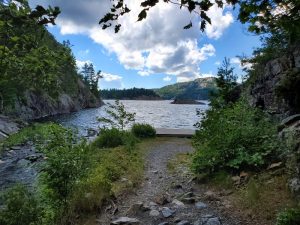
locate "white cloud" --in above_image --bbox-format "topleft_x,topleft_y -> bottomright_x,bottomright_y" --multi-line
76,59 -> 92,70
102,72 -> 122,82
215,61 -> 221,66
201,72 -> 217,78
30,0 -> 234,81
230,57 -> 241,65
205,4 -> 234,39
163,76 -> 172,82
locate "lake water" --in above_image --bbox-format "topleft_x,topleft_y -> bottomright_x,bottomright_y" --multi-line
53,100 -> 209,136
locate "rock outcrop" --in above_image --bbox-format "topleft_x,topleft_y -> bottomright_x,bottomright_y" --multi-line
0,115 -> 20,140
250,46 -> 300,119
9,79 -> 103,120
248,45 -> 300,118
279,114 -> 300,199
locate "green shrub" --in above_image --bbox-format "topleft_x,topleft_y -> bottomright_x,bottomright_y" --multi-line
276,207 -> 300,225
92,128 -> 138,149
192,99 -> 281,173
1,122 -> 67,152
132,123 -> 156,138
0,185 -> 41,225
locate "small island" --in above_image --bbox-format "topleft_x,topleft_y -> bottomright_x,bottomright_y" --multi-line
171,99 -> 206,105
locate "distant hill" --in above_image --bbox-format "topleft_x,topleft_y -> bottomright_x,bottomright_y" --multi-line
101,88 -> 161,100
154,77 -> 217,100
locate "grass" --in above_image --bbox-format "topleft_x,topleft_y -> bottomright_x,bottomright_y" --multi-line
0,122 -> 66,153
167,152 -> 191,173
201,170 -> 297,225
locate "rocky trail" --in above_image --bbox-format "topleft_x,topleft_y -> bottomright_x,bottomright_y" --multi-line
96,138 -> 239,225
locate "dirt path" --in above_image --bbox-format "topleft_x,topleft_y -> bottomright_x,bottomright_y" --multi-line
96,138 -> 237,225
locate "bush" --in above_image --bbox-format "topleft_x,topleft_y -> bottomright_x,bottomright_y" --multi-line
92,128 -> 138,149
192,99 -> 281,173
132,123 -> 156,138
276,207 -> 300,225
0,185 -> 41,225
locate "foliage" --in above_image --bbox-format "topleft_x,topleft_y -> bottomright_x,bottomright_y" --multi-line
92,127 -> 138,148
98,100 -> 136,130
0,185 -> 41,225
192,99 -> 280,173
212,58 -> 240,107
154,77 -> 217,100
0,122 -> 67,152
99,0 -> 300,42
276,207 -> 300,225
80,62 -> 102,97
72,145 -> 143,212
0,1 -> 99,114
101,87 -> 160,100
132,123 -> 156,138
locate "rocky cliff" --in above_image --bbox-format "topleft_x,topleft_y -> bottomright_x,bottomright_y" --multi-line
248,45 -> 300,118
9,79 -> 103,121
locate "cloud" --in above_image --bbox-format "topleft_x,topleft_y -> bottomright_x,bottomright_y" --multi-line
163,76 -> 172,82
30,0 -> 233,81
215,61 -> 221,66
102,72 -> 122,82
205,4 -> 234,39
76,59 -> 92,70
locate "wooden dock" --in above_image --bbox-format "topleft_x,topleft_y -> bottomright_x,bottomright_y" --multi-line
155,128 -> 195,138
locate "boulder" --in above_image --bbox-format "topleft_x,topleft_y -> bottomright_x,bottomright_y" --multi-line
111,217 -> 140,225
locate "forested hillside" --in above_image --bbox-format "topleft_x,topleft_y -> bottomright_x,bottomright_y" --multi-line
0,2 -> 102,120
154,77 -> 217,100
101,88 -> 161,100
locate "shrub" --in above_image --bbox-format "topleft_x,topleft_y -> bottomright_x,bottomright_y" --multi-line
192,99 -> 281,173
0,185 -> 41,225
92,128 -> 138,149
276,207 -> 300,225
132,123 -> 156,138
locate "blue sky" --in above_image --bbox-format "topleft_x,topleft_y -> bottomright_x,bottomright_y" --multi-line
30,0 -> 262,89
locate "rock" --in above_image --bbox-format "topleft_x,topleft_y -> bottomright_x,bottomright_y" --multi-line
268,162 -> 283,170
10,146 -> 22,150
149,201 -> 158,207
157,223 -> 169,225
288,178 -> 300,194
111,217 -> 140,224
149,209 -> 160,217
0,115 -> 20,140
231,176 -> 240,185
87,128 -> 98,137
181,197 -> 195,204
177,220 -> 191,225
25,154 -> 41,162
182,192 -> 194,198
203,191 -> 219,201
152,170 -> 159,174
195,201 -> 207,209
172,199 -> 185,208
155,194 -> 171,205
126,202 -> 143,215
206,217 -> 221,225
281,114 -> 300,127
161,207 -> 175,218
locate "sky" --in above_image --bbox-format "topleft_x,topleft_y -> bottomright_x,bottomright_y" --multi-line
29,0 -> 262,89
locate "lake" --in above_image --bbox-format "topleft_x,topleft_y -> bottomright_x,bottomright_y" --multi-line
53,100 -> 209,136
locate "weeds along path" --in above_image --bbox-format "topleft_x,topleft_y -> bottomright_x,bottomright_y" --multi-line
95,137 -> 238,225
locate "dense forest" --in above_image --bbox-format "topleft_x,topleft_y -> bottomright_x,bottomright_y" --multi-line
154,77 -> 217,100
101,88 -> 161,100
0,1 -> 101,120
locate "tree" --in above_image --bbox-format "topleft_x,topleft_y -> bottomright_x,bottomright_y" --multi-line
98,100 -> 136,130
99,0 -> 300,43
80,63 -> 102,96
212,58 -> 240,107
